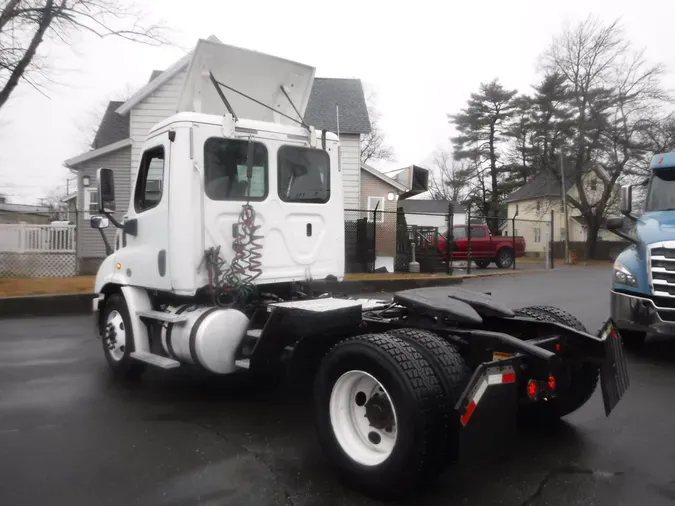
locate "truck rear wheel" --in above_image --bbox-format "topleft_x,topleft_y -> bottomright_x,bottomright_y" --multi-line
514,305 -> 598,421
475,259 -> 491,269
101,293 -> 146,380
313,333 -> 444,500
387,328 -> 471,467
495,248 -> 514,269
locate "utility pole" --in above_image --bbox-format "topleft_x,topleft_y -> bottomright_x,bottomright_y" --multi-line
560,150 -> 570,264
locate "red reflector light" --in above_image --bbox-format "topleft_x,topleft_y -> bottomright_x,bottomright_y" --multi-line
502,371 -> 516,384
548,374 -> 556,391
555,343 -> 561,352
527,380 -> 538,399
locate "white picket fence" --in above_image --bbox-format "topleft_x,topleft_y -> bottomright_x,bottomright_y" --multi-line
0,224 -> 77,277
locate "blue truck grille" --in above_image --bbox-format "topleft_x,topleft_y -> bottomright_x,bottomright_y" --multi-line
649,242 -> 675,298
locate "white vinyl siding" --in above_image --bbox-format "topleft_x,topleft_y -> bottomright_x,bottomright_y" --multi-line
339,133 -> 360,210
129,68 -> 187,183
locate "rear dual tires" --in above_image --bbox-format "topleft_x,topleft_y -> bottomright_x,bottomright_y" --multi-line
313,331 -> 469,500
514,305 -> 599,422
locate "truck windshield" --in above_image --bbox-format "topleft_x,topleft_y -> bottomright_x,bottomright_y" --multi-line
645,168 -> 675,212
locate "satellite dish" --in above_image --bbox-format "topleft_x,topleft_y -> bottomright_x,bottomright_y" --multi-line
176,39 -> 316,125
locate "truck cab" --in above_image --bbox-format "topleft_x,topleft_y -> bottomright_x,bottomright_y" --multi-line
608,152 -> 675,345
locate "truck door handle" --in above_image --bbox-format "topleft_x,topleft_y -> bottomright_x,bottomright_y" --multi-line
306,223 -> 312,237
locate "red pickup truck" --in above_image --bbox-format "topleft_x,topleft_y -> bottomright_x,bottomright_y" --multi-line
437,224 -> 526,269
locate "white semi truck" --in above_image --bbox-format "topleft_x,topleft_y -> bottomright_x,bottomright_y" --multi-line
89,40 -> 629,500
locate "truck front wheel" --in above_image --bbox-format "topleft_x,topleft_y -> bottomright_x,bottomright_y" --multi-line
100,293 -> 146,380
313,333 -> 443,500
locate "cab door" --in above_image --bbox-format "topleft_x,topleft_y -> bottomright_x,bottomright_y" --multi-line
117,134 -> 171,291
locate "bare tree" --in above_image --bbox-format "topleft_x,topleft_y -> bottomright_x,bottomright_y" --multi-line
0,0 -> 169,111
542,15 -> 669,257
427,147 -> 470,202
360,87 -> 395,165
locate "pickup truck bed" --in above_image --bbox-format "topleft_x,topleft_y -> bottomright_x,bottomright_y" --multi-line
437,224 -> 526,269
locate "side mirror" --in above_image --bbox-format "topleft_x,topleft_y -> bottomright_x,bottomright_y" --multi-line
606,216 -> 625,231
620,184 -> 632,216
90,215 -> 109,229
97,167 -> 115,212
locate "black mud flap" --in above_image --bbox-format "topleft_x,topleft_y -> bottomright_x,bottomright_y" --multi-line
598,318 -> 630,416
454,358 -> 520,465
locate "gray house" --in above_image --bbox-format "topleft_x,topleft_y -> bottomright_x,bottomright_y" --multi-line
64,36 -> 371,274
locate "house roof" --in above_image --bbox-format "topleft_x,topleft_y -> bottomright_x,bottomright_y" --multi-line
505,170 -> 575,203
400,199 -> 466,215
304,78 -> 371,134
64,138 -> 133,168
361,163 -> 406,192
92,101 -> 128,149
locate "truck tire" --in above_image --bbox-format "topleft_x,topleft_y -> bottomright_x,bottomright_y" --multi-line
100,293 -> 146,380
313,333 -> 444,500
475,259 -> 491,269
387,328 -> 472,467
495,248 -> 514,269
514,305 -> 598,421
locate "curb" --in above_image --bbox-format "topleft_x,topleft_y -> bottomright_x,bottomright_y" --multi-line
0,276 -> 465,319
0,293 -> 96,318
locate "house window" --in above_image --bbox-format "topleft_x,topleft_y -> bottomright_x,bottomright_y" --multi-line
560,227 -> 566,240
134,146 -> 165,213
534,228 -> 541,243
278,145 -> 330,203
590,178 -> 597,191
204,138 -> 268,201
367,196 -> 385,223
84,188 -> 99,220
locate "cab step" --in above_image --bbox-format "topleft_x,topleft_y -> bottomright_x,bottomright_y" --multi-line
137,310 -> 189,323
131,351 -> 181,369
235,358 -> 250,370
246,328 -> 262,339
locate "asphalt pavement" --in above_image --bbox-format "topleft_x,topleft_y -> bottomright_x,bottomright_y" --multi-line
2,266 -> 675,506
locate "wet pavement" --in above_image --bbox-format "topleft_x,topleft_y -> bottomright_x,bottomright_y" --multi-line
2,265 -> 675,506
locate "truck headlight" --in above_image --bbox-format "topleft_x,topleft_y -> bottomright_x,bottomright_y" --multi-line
614,262 -> 638,287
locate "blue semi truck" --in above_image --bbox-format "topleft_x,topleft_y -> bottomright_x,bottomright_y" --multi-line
608,152 -> 675,346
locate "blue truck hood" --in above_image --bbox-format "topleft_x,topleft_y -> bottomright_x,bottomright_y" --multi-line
636,211 -> 675,245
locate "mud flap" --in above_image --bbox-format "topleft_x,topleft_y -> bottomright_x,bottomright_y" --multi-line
598,318 -> 630,416
454,359 -> 520,465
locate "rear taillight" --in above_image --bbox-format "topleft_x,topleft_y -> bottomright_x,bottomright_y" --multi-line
526,380 -> 538,399
548,374 -> 556,391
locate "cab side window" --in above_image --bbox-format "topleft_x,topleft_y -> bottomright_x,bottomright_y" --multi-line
134,146 -> 165,213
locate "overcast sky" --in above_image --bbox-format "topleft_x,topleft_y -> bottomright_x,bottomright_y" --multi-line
1,0 -> 674,204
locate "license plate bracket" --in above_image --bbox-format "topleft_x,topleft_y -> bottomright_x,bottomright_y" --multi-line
598,318 -> 630,416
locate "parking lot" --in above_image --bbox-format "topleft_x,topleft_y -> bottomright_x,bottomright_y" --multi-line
2,266 -> 675,506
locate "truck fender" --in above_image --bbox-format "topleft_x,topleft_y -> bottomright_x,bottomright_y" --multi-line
118,286 -> 153,355
495,244 -> 514,255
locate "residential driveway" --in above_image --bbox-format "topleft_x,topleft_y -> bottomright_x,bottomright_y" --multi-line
2,266 -> 675,506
